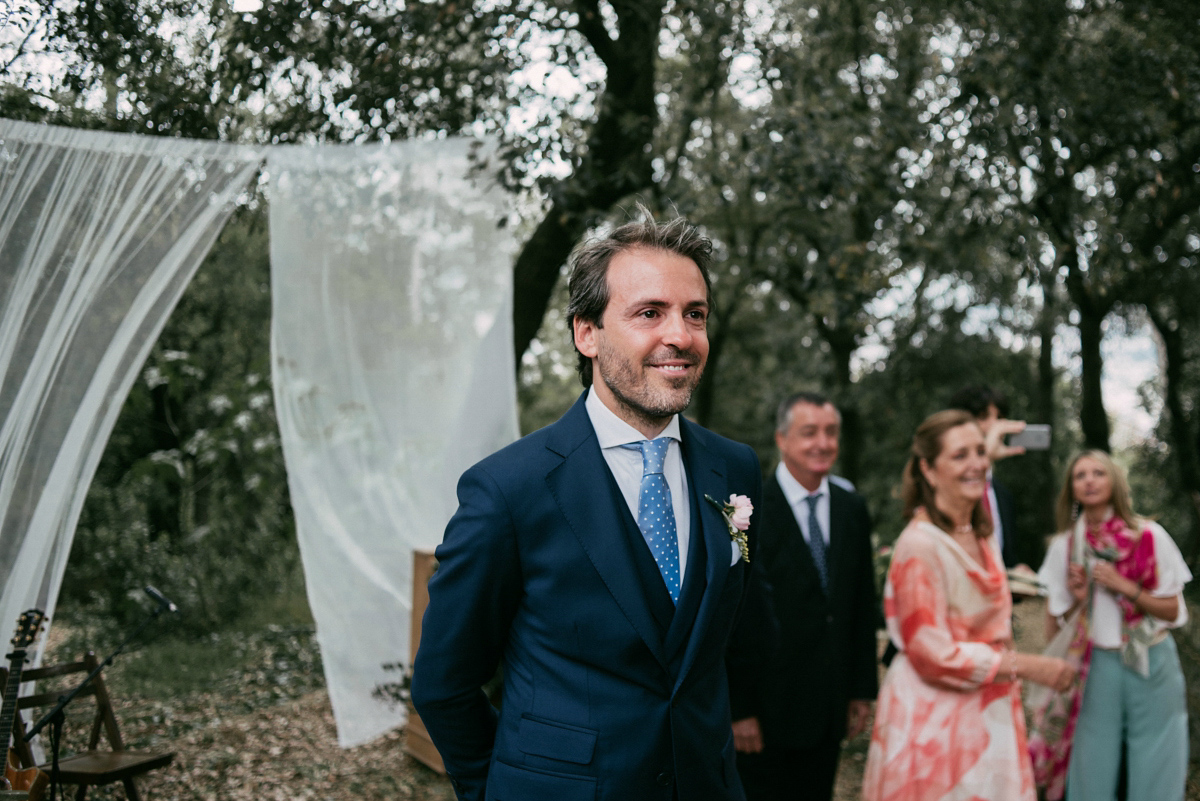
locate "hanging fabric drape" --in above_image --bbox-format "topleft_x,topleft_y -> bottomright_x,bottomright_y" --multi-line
0,120 -> 264,657
267,139 -> 518,746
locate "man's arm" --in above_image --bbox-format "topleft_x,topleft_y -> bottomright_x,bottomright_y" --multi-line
848,497 -> 880,705
726,458 -> 775,750
411,465 -> 522,801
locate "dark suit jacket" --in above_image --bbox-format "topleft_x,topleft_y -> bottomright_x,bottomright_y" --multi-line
728,473 -> 878,749
992,477 -> 1019,567
411,393 -> 763,801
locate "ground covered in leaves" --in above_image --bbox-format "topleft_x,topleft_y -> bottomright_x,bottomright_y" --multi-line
39,598 -> 1200,801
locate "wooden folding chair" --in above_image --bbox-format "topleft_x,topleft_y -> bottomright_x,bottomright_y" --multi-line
5,652 -> 174,801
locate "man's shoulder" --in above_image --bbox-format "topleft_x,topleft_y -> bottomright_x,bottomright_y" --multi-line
680,417 -> 756,462
829,480 -> 869,509
466,403 -> 587,485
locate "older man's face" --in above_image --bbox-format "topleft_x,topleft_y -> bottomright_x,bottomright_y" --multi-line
776,402 -> 840,490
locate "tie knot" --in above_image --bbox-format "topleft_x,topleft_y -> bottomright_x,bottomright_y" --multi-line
628,438 -> 671,475
805,492 -> 822,511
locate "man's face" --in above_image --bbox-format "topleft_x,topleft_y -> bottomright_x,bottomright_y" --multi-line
573,247 -> 709,436
776,402 -> 840,490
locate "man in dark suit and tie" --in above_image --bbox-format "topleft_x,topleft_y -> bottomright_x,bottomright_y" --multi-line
411,210 -> 764,801
728,392 -> 878,801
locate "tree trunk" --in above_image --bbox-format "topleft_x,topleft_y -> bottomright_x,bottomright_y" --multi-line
1022,266 -> 1060,564
1075,303 -> 1110,452
1063,253 -> 1112,452
1146,304 -> 1200,568
511,0 -> 664,361
820,321 -> 861,486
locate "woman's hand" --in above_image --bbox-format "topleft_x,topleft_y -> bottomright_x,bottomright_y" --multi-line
1067,563 -> 1088,603
1014,653 -> 1076,691
1090,561 -> 1138,598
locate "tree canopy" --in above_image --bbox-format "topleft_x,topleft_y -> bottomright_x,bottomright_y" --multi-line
4,0 -> 1200,631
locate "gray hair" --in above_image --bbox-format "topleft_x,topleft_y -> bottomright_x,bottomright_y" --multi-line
775,391 -> 838,434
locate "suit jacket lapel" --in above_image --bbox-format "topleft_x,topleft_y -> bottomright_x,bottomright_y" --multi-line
545,396 -> 669,671
769,474 -> 830,596
672,419 -> 731,690
825,486 -> 850,596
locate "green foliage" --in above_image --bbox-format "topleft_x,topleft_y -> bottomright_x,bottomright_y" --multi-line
63,204 -> 298,637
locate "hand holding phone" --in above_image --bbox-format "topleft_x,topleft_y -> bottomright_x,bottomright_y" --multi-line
1007,423 -> 1051,451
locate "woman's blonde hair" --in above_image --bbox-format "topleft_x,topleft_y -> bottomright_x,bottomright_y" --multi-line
901,409 -> 993,538
1055,449 -> 1140,532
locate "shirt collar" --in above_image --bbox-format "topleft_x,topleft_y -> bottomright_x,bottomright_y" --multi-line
586,386 -> 681,448
775,461 -> 830,506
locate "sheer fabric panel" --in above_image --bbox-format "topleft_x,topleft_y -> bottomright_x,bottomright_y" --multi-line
267,139 -> 518,747
0,120 -> 263,657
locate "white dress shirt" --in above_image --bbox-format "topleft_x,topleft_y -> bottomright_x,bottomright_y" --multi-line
586,387 -> 691,583
985,470 -> 1005,555
1039,516 -> 1192,649
776,461 -> 831,548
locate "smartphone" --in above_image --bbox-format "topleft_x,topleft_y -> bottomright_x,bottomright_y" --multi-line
1008,424 -> 1051,451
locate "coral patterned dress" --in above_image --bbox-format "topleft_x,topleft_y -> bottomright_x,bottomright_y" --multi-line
863,521 -> 1034,801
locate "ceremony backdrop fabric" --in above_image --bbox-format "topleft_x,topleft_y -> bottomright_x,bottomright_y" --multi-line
0,118 -> 520,748
267,139 -> 519,746
0,119 -> 262,660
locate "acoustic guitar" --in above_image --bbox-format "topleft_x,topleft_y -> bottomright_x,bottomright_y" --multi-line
0,610 -> 48,801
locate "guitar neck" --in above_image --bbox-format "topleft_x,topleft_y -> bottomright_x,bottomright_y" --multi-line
0,651 -> 27,752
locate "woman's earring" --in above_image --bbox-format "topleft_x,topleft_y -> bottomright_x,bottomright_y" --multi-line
1072,501 -> 1081,521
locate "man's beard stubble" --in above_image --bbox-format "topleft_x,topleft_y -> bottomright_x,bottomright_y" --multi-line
596,341 -> 704,428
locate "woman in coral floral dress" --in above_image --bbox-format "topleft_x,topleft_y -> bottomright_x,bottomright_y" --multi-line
863,410 -> 1074,801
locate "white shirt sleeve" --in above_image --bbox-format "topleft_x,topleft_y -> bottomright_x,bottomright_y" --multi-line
1037,533 -> 1074,618
1145,522 -> 1192,628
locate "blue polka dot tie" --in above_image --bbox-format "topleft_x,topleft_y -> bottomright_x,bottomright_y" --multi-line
625,438 -> 681,605
805,493 -> 828,590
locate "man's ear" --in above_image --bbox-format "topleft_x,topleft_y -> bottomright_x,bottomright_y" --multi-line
574,317 -> 599,359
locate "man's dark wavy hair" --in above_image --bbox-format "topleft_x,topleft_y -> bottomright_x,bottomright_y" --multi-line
566,204 -> 713,387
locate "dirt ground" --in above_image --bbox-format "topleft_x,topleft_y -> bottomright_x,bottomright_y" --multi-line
39,597 -> 1200,801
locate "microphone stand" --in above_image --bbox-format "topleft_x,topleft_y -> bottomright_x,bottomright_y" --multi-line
24,600 -> 173,801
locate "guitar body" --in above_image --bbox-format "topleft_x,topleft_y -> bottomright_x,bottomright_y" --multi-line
2,750 -> 47,800
0,610 -> 48,801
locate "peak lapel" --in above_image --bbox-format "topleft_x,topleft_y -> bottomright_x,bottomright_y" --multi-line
672,422 -> 732,690
545,397 -> 669,671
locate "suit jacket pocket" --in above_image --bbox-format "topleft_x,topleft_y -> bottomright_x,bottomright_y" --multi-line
489,760 -> 598,801
517,715 -> 598,765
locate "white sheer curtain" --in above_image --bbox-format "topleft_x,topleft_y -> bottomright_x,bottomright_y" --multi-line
0,120 -> 263,657
267,138 -> 518,747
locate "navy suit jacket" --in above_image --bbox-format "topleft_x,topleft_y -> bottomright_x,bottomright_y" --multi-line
411,393 -> 764,801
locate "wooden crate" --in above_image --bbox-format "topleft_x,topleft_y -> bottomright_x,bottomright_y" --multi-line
403,550 -> 445,774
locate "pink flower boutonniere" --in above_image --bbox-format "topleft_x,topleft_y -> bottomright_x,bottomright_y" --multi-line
706,493 -> 753,563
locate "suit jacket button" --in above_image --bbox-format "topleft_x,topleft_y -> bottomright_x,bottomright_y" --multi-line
656,771 -> 672,786
826,614 -> 834,624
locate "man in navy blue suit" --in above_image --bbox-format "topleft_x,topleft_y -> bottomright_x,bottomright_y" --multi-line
411,210 -> 764,801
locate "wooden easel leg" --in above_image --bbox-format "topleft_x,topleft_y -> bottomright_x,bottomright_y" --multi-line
73,784 -> 87,801
122,777 -> 142,801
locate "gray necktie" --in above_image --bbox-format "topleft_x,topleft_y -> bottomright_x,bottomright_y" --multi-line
805,493 -> 828,590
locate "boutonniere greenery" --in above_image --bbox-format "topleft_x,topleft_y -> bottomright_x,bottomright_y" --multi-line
706,493 -> 753,563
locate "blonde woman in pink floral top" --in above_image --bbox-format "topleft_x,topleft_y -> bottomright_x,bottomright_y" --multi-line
1031,450 -> 1190,801
863,410 -> 1074,801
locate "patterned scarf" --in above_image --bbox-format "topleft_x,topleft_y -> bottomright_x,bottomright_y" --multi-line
1087,512 -> 1158,675
1029,512 -> 1158,800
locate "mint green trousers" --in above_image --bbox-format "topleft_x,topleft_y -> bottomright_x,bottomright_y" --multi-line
1066,636 -> 1188,801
